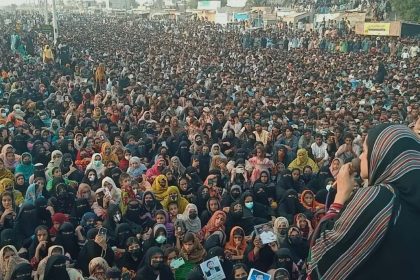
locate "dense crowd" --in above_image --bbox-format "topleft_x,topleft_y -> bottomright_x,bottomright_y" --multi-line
0,10 -> 419,280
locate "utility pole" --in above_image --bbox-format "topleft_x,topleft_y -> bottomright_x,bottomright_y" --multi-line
52,0 -> 59,45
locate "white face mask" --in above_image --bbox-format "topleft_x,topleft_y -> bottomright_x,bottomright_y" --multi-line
1,113 -> 6,118
125,155 -> 131,160
88,175 -> 95,182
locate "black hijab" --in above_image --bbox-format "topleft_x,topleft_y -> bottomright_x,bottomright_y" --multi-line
54,222 -> 79,260
15,202 -> 40,240
44,255 -> 70,280
115,223 -> 134,250
10,262 -> 32,280
135,246 -> 174,280
35,197 -> 52,228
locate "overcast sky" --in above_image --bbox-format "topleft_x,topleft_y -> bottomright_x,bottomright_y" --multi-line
0,0 -> 30,7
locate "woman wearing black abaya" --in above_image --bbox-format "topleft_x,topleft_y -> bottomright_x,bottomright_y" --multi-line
308,124 -> 420,280
135,246 -> 174,280
116,236 -> 143,272
10,262 -> 32,280
14,202 -> 40,245
115,223 -> 134,250
44,255 -> 70,280
276,189 -> 312,225
34,197 -> 52,229
175,141 -> 191,168
54,222 -> 80,260
77,229 -> 114,277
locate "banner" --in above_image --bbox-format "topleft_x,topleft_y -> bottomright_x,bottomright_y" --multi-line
363,22 -> 390,36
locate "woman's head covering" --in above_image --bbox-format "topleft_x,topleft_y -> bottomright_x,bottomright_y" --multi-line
224,226 -> 247,254
115,223 -> 134,249
44,255 -> 70,280
273,217 -> 289,236
16,202 -> 39,239
88,257 -> 109,278
204,210 -> 226,233
151,175 -> 169,201
10,262 -> 32,280
367,124 -> 420,208
274,248 -> 294,276
181,204 -> 201,233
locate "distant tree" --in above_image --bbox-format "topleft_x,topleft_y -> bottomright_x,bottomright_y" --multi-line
390,0 -> 420,22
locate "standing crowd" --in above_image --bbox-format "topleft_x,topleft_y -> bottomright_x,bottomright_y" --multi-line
0,9 -> 419,280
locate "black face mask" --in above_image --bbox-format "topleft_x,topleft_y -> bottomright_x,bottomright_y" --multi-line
145,200 -> 154,208
196,140 -> 203,145
189,213 -> 197,220
129,248 -> 141,258
289,236 -> 302,245
201,193 -> 210,201
279,229 -> 287,235
231,191 -> 241,199
231,210 -> 243,219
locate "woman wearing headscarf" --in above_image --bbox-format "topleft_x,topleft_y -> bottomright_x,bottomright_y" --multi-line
85,153 -> 106,178
308,124 -> 420,280
53,222 -> 79,260
273,216 -> 289,246
0,245 -> 28,280
127,157 -> 147,181
161,186 -> 189,214
76,183 -> 95,206
0,159 -> 14,182
169,156 -> 186,179
224,226 -> 247,262
140,191 -> 163,221
142,224 -> 171,252
178,203 -> 201,233
135,246 -> 174,280
276,189 -> 311,225
101,177 -> 121,204
240,191 -> 270,221
0,145 -> 20,171
88,257 -> 109,280
77,228 -> 114,277
44,255 -> 70,280
35,245 -> 64,280
14,202 -> 40,244
294,213 -> 313,240
268,248 -> 300,280
288,148 -> 319,173
45,150 -> 63,181
209,143 -> 226,159
100,142 -> 118,166
35,197 -> 52,229
14,153 -> 34,184
60,153 -> 83,183
81,169 -> 101,191
200,197 -> 221,226
197,210 -> 226,242
116,236 -> 143,272
221,184 -> 242,208
175,141 -> 191,168
150,175 -> 169,202
10,262 -> 32,280
300,189 -> 325,227
0,191 -> 18,231
13,173 -> 27,195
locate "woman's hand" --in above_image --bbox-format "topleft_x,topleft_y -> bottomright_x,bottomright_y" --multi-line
334,163 -> 356,205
